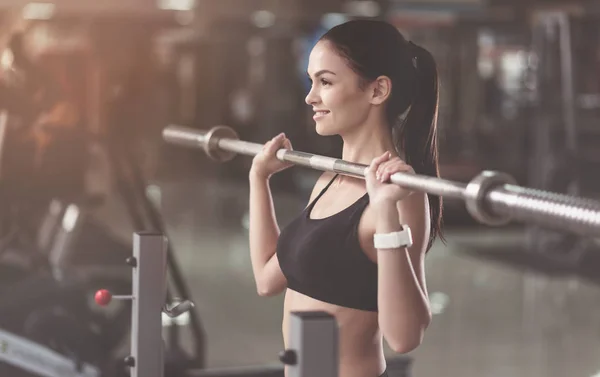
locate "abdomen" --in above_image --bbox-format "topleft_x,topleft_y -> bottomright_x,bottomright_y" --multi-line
282,289 -> 385,377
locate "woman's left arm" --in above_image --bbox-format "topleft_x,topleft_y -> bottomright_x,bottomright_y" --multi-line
374,193 -> 432,354
365,152 -> 432,354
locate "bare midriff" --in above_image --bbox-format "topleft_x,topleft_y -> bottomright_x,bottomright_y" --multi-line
282,289 -> 386,377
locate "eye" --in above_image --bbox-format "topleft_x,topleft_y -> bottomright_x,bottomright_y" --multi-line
307,77 -> 332,87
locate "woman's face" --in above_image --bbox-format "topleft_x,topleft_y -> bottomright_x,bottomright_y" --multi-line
305,41 -> 373,136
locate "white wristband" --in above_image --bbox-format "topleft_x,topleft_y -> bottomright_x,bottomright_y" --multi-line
373,226 -> 413,250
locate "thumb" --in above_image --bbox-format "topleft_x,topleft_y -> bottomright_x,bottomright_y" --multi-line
266,134 -> 284,155
365,159 -> 378,179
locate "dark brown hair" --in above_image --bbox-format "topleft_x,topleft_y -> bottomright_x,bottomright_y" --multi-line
319,19 -> 444,250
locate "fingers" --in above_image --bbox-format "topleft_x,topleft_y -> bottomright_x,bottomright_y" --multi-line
366,151 -> 391,176
373,151 -> 392,165
378,163 -> 413,182
265,134 -> 284,155
376,155 -> 413,182
264,133 -> 291,156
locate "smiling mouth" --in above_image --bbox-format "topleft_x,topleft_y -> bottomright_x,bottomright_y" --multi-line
313,111 -> 330,119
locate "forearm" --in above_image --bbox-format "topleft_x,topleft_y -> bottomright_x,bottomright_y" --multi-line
248,170 -> 280,281
375,202 -> 431,352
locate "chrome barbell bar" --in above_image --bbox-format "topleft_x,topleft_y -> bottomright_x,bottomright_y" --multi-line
163,124 -> 600,237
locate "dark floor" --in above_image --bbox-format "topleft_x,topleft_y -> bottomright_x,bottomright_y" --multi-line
93,168 -> 600,377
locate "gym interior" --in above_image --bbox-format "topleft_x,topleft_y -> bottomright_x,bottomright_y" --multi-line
1,0 -> 599,376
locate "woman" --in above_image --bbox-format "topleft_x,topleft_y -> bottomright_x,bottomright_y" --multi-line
248,19 -> 444,377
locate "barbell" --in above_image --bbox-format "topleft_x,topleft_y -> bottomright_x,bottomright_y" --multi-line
162,124 -> 600,238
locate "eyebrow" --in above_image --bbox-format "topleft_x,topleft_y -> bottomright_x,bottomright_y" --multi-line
306,69 -> 336,78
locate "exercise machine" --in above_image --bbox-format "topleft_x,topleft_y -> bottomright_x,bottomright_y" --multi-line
95,232 -> 413,377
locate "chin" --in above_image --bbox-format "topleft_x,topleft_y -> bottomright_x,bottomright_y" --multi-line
315,121 -> 338,136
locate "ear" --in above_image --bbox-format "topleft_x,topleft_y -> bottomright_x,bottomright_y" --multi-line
369,75 -> 392,105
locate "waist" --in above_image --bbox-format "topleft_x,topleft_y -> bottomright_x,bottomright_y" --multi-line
283,289 -> 383,367
283,289 -> 379,327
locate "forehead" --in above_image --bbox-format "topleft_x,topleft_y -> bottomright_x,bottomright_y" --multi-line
307,41 -> 352,75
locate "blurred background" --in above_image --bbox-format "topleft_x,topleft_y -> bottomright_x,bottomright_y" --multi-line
0,0 -> 600,376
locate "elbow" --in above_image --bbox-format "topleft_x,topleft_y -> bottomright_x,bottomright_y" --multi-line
385,315 -> 431,354
257,286 -> 279,297
422,309 -> 433,329
387,330 -> 425,354
255,278 -> 283,297
388,338 -> 421,354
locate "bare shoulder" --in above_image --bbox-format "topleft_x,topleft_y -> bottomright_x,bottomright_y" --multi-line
397,191 -> 430,224
358,191 -> 430,263
362,191 -> 429,231
398,192 -> 431,255
306,171 -> 337,205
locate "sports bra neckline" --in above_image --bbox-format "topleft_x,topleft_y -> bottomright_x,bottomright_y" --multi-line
306,174 -> 369,222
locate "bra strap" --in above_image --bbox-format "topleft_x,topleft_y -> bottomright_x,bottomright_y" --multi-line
307,173 -> 338,209
321,173 -> 339,193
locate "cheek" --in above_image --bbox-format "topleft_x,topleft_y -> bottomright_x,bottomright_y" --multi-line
324,87 -> 355,109
325,88 -> 368,121
320,88 -> 341,109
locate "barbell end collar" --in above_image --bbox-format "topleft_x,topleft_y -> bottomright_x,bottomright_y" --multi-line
204,125 -> 239,162
464,171 -> 517,226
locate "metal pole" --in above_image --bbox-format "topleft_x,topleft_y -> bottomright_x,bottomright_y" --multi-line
557,13 -> 578,196
280,311 -> 338,377
162,125 -> 600,237
130,232 -> 167,377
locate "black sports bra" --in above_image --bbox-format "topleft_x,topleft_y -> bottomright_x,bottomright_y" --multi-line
276,174 -> 378,312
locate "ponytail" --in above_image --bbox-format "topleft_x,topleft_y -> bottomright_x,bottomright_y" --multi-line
393,42 -> 444,251
318,20 -> 444,250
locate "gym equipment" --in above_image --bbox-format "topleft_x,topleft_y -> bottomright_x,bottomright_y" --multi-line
0,28 -> 207,372
0,327 -> 101,377
103,131 -> 207,369
524,10 -> 600,269
94,232 -> 199,377
0,274 -> 122,376
94,232 -> 409,377
1,17 -> 207,376
162,125 -> 600,237
0,200 -> 133,376
100,78 -> 207,369
0,87 -> 133,375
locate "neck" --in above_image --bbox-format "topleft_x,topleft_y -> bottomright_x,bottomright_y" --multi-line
340,120 -> 398,167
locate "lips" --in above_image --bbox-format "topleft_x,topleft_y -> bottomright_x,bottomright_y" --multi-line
313,110 -> 330,120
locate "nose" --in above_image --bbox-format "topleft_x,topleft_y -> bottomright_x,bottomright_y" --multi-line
305,86 -> 319,106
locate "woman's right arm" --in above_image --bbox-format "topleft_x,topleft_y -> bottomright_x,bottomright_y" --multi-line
248,133 -> 334,297
249,169 -> 334,297
248,170 -> 287,297
248,133 -> 293,297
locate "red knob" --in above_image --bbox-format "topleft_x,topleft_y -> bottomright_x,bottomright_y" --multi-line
95,289 -> 113,306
